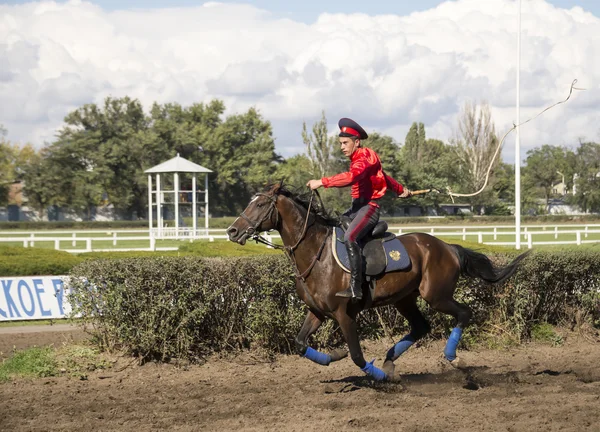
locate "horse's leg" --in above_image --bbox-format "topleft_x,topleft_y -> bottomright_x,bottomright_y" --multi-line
429,298 -> 473,363
382,293 -> 431,377
296,310 -> 347,365
336,309 -> 388,381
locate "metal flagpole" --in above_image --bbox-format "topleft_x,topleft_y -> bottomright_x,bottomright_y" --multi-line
515,0 -> 522,250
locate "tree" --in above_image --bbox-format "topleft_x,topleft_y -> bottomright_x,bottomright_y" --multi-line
302,111 -> 341,179
402,122 -> 426,163
523,145 -> 570,212
0,125 -> 14,205
300,112 -> 348,213
450,101 -> 500,210
21,146 -> 71,219
274,155 -> 313,190
22,97 -> 281,219
201,107 -> 281,215
398,123 -> 461,213
47,97 -> 150,219
572,142 -> 600,213
0,126 -> 41,207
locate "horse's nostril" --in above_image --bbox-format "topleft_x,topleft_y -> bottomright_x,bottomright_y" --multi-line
227,227 -> 238,238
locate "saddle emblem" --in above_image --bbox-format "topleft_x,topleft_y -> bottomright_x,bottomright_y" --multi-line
332,227 -> 410,275
389,250 -> 401,261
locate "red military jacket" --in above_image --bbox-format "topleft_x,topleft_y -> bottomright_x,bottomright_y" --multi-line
320,147 -> 404,207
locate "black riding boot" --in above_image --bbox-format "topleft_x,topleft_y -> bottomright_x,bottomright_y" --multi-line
336,241 -> 363,301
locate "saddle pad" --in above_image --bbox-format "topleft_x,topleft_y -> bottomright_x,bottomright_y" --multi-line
332,227 -> 411,276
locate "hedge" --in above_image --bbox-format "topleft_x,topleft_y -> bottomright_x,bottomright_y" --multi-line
0,245 -> 82,277
0,240 -> 281,277
68,250 -> 600,363
0,220 -> 151,230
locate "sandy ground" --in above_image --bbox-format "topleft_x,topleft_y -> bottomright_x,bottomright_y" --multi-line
0,328 -> 599,432
0,324 -> 87,358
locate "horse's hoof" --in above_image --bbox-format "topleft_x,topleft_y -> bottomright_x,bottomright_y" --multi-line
382,360 -> 395,378
449,357 -> 465,369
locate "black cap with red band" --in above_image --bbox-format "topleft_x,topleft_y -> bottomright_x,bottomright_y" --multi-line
338,118 -> 368,140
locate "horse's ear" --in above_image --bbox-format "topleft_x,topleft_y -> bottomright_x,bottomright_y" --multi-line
272,179 -> 284,194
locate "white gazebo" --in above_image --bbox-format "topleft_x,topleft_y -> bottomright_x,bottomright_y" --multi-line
145,154 -> 212,239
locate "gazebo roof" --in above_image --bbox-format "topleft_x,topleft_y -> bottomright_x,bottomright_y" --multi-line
145,154 -> 212,174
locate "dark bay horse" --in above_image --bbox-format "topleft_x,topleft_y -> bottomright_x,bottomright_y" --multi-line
226,183 -> 528,381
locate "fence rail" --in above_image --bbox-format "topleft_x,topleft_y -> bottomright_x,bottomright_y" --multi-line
0,224 -> 599,253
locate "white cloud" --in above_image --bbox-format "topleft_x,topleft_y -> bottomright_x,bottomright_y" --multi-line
0,0 -> 598,161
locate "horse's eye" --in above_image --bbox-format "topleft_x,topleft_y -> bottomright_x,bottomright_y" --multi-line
257,203 -> 264,208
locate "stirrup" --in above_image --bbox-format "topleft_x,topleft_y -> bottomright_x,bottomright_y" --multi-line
336,286 -> 363,300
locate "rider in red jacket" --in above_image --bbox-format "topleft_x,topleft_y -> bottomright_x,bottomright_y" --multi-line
307,118 -> 412,300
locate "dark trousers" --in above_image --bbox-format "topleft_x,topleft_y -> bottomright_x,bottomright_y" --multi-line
339,199 -> 380,297
343,199 -> 381,244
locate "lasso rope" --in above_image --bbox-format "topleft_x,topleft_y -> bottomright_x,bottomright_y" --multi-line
415,79 -> 585,203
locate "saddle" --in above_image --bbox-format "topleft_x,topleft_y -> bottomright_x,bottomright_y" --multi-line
332,218 -> 411,276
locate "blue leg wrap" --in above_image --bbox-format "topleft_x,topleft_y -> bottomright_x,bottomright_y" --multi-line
386,334 -> 416,361
444,327 -> 463,361
361,359 -> 388,381
303,347 -> 331,366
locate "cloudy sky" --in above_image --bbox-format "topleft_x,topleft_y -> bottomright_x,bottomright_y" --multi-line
1,0 -> 598,163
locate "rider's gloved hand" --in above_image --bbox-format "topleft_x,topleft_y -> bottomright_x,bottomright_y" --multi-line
399,189 -> 413,198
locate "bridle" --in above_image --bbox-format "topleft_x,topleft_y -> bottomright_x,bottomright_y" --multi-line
238,189 -> 330,281
239,192 -> 280,240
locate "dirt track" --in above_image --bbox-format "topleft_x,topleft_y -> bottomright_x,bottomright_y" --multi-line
0,324 -> 87,358
1,329 -> 599,431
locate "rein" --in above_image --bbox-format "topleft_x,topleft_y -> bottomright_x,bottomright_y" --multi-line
243,189 -> 330,281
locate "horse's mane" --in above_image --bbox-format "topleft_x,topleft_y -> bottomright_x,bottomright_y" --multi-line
272,184 -> 340,226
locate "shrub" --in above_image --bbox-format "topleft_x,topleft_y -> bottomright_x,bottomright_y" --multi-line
0,240 -> 281,278
0,220 -> 150,230
68,256 -> 300,362
0,245 -> 82,277
177,240 -> 282,257
68,248 -> 600,363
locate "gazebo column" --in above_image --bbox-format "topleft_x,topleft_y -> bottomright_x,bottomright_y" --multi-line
205,174 -> 209,235
157,174 -> 162,238
192,174 -> 197,236
174,172 -> 179,239
148,174 -> 153,235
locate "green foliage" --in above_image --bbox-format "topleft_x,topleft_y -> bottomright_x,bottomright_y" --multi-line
68,256 -> 299,361
0,239 -> 282,277
449,102 -> 500,210
0,344 -> 111,382
0,245 -> 82,277
273,154 -> 313,190
69,249 -> 600,362
302,111 -> 348,213
0,220 -> 151,230
530,323 -> 563,345
397,122 -> 462,213
0,347 -> 57,382
177,240 -> 282,257
523,145 -> 572,212
572,142 -> 600,213
302,111 -> 340,179
0,126 -> 38,206
19,97 -> 280,220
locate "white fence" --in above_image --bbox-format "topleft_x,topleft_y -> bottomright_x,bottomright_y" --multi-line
0,224 -> 600,253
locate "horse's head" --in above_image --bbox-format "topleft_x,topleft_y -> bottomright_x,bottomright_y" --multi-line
227,183 -> 282,245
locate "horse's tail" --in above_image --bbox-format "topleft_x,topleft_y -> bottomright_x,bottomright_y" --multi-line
452,245 -> 530,284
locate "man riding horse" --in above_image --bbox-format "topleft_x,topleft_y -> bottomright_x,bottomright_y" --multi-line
306,118 -> 412,301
